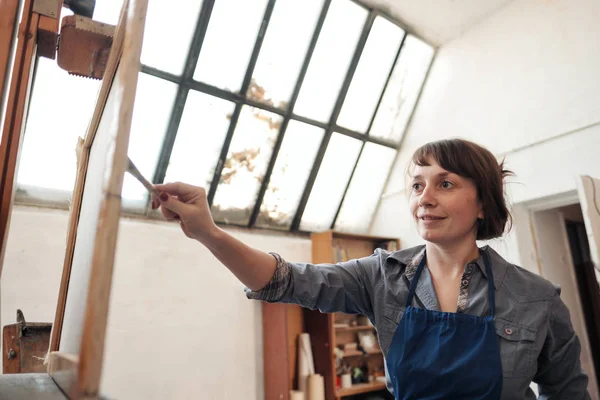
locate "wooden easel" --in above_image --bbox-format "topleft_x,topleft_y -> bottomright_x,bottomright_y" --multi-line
0,0 -> 150,398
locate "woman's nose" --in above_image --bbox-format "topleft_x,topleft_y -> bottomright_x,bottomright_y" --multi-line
418,186 -> 436,207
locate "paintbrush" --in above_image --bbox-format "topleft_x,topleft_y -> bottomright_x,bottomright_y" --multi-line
127,157 -> 180,219
126,157 -> 159,197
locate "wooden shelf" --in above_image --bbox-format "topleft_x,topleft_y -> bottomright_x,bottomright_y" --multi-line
335,325 -> 375,333
342,349 -> 382,358
341,351 -> 363,358
336,381 -> 387,397
307,230 -> 399,400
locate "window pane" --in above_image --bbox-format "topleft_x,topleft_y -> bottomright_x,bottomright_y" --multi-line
211,106 -> 283,225
17,58 -> 101,192
141,1 -> 203,75
121,73 -> 177,207
293,0 -> 367,122
370,35 -> 434,143
248,0 -> 324,110
337,17 -> 405,133
299,133 -> 362,231
256,120 -> 324,230
334,143 -> 396,233
194,0 -> 268,92
164,92 -> 236,188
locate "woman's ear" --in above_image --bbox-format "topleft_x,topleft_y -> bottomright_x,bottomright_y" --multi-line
477,202 -> 484,220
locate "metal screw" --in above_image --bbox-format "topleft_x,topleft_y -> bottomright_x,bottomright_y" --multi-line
7,349 -> 16,360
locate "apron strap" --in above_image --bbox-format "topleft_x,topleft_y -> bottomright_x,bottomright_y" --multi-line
406,248 -> 497,318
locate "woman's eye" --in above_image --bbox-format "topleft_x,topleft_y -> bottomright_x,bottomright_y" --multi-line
412,183 -> 423,191
441,181 -> 453,189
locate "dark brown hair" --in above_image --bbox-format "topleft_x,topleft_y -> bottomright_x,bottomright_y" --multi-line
408,139 -> 513,240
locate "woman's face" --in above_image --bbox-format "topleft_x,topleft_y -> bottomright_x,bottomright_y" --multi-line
408,158 -> 483,245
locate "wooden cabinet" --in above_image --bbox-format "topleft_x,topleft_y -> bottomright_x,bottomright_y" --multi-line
308,231 -> 399,400
262,230 -> 399,400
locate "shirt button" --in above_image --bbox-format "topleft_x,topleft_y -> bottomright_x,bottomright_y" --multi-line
505,328 -> 513,335
461,279 -> 469,286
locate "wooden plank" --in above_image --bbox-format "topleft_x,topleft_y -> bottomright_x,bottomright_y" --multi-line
0,0 -> 37,275
37,0 -> 63,59
0,0 -> 20,112
0,373 -> 66,400
286,304 -> 304,391
49,0 -> 128,354
46,0 -> 150,397
336,381 -> 386,397
262,302 -> 291,400
3,324 -> 20,373
78,0 -> 149,387
48,137 -> 86,353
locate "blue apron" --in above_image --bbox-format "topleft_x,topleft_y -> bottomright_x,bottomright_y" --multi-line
385,250 -> 503,400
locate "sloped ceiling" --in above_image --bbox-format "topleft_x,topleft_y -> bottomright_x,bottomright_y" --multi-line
359,0 -> 514,46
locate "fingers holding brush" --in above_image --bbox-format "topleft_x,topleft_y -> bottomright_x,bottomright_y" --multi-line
153,183 -> 217,243
151,191 -> 180,220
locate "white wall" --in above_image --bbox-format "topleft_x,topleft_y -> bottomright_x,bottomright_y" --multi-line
371,0 -> 600,260
1,206 -> 312,400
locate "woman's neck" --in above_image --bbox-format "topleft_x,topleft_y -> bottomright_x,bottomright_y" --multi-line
425,240 -> 480,279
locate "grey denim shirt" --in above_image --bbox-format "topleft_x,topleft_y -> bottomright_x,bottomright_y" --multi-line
246,245 -> 591,400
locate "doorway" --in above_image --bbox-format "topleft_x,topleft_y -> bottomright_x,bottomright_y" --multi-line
529,199 -> 600,397
563,205 -> 600,386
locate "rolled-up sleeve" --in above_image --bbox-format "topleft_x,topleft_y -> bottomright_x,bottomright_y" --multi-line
245,252 -> 292,302
245,251 -> 380,318
535,288 -> 591,399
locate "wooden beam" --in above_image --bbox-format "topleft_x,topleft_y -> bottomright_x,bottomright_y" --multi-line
0,0 -> 20,112
37,0 -> 63,59
78,0 -> 148,389
0,0 -> 37,276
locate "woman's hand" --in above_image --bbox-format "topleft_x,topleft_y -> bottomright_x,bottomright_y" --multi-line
152,182 -> 278,291
152,182 -> 218,243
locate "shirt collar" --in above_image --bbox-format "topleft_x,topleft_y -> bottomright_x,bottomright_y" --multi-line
388,244 -> 508,290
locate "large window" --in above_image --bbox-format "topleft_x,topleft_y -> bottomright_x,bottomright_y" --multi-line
16,0 -> 434,233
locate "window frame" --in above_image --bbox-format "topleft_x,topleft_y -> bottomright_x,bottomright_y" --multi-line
15,0 -> 436,234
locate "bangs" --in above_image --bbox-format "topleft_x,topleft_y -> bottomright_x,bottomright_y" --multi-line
409,140 -> 471,179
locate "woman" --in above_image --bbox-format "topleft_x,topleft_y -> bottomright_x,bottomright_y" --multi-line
152,139 -> 590,400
